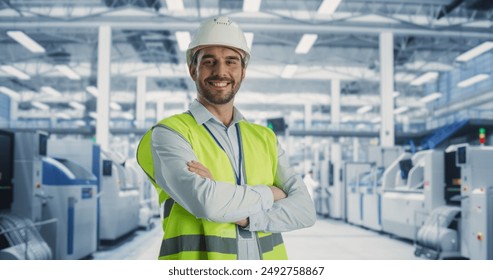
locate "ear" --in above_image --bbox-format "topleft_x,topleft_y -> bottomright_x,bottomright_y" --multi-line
189,64 -> 197,81
241,66 -> 246,81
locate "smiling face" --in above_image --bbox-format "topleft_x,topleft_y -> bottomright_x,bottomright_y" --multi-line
189,46 -> 246,106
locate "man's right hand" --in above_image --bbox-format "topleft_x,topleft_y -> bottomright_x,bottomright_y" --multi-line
269,186 -> 287,201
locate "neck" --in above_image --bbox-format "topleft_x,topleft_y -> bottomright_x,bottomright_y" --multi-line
198,99 -> 234,126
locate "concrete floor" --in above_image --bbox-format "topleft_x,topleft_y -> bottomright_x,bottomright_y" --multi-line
92,217 -> 422,260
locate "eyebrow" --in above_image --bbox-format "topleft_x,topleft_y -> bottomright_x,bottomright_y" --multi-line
200,54 -> 241,61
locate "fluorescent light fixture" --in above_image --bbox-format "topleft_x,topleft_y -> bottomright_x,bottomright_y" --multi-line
55,65 -> 81,80
410,71 -> 438,86
394,106 -> 409,115
74,120 -> 86,127
110,102 -> 122,111
122,112 -> 134,120
0,86 -> 21,101
175,31 -> 191,52
69,101 -> 86,110
0,65 -> 30,80
456,41 -> 493,62
457,74 -> 490,88
356,105 -> 372,114
56,112 -> 71,120
244,32 -> 254,50
281,64 -> 298,78
32,101 -> 49,111
317,0 -> 342,15
419,92 -> 442,103
165,0 -> 184,11
371,117 -> 381,123
41,86 -> 62,97
86,86 -> 98,97
7,31 -> 45,53
89,112 -> 98,119
243,0 -> 261,12
295,34 -> 318,54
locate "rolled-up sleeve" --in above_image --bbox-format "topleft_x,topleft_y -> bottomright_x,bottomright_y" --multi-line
151,126 -> 274,223
247,142 -> 317,232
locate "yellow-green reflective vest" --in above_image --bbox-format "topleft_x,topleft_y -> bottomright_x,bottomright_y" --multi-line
137,113 -> 288,260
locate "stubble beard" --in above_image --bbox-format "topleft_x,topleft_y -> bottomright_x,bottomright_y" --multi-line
197,81 -> 241,105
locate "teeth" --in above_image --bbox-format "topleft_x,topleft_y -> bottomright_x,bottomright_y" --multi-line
211,82 -> 228,87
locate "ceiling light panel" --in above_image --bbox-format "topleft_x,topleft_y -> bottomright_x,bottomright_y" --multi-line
0,65 -> 30,80
175,31 -> 191,51
243,0 -> 262,12
69,101 -> 86,110
295,34 -> 318,54
281,65 -> 298,79
317,0 -> 342,15
456,41 -> 493,62
457,74 -> 490,88
55,65 -> 81,80
410,71 -> 438,86
86,86 -> 99,97
7,31 -> 46,53
41,86 -> 62,97
32,101 -> 50,111
419,92 -> 442,103
0,86 -> 21,101
165,0 -> 184,11
356,105 -> 372,114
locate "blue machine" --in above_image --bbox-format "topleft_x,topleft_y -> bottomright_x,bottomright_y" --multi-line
41,157 -> 98,260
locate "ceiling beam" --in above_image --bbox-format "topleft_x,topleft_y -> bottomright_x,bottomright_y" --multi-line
1,16 -> 492,38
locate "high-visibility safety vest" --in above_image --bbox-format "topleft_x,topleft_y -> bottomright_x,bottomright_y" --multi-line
137,113 -> 288,260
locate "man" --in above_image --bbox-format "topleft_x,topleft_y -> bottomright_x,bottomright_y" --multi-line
137,16 -> 316,260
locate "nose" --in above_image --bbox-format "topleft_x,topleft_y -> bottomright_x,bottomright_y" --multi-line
212,61 -> 227,77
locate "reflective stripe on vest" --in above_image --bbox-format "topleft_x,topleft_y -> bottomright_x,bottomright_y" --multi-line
137,113 -> 287,260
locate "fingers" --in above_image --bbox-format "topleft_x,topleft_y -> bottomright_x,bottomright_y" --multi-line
187,160 -> 213,179
269,186 -> 287,201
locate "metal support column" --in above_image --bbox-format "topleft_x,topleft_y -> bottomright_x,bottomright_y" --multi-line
331,79 -> 341,128
96,25 -> 111,151
379,32 -> 395,147
136,76 -> 146,129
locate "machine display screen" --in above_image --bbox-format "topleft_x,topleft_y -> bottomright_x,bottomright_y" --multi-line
457,146 -> 466,164
39,134 -> 48,156
399,159 -> 413,179
102,160 -> 112,176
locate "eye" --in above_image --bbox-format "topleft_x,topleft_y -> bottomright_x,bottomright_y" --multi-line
202,59 -> 215,66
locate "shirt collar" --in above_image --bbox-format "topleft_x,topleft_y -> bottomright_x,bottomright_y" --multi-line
189,99 -> 246,127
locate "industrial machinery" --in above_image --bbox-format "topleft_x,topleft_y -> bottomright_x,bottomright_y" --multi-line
0,131 -> 52,260
99,150 -> 140,241
381,150 -> 446,241
360,167 -> 386,231
455,145 -> 493,259
126,158 -> 159,228
0,214 -> 52,260
47,139 -> 140,242
344,162 -> 372,226
41,157 -> 98,259
356,146 -> 404,231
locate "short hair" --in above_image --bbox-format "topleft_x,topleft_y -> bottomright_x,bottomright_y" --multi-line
190,48 -> 246,68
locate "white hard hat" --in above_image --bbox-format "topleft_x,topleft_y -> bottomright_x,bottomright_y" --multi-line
186,16 -> 251,67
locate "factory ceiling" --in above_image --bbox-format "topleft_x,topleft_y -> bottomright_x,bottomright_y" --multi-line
0,0 -> 492,129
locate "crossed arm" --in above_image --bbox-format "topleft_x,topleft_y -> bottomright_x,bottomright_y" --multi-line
151,126 -> 316,232
187,160 -> 287,227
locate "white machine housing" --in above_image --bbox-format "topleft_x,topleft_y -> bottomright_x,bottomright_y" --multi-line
344,162 -> 372,226
41,157 -> 98,259
99,150 -> 140,240
456,145 -> 493,259
381,150 -> 445,241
